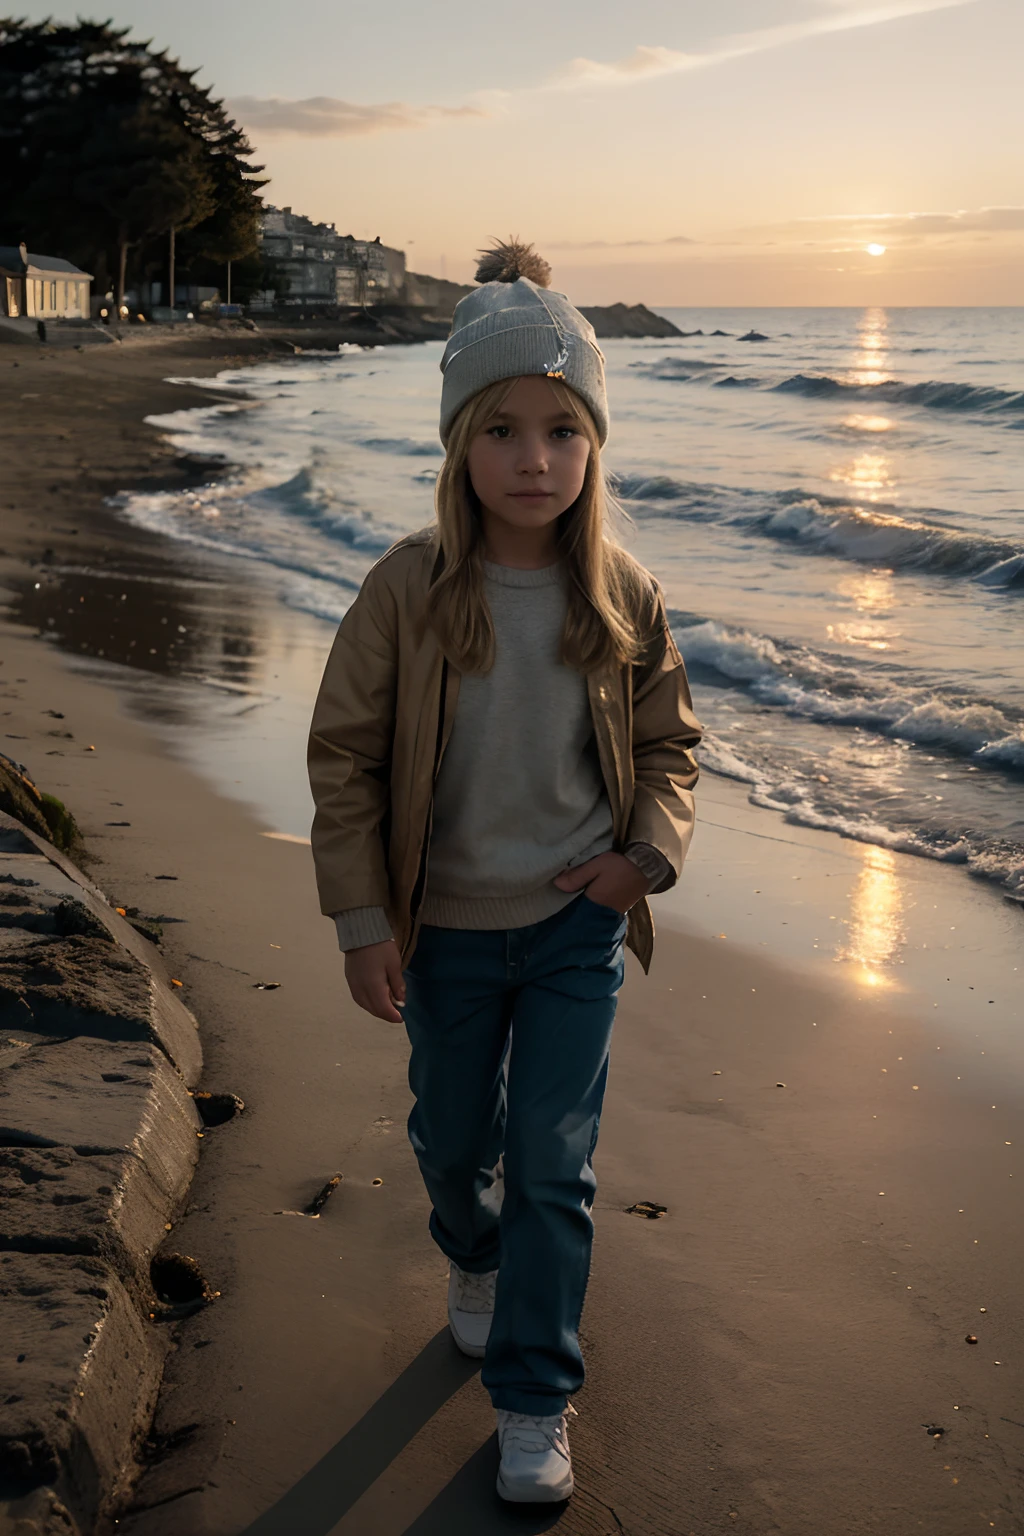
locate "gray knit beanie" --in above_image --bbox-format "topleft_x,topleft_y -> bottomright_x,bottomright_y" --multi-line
439,240 -> 609,446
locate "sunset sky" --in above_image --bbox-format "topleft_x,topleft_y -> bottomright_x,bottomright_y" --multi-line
20,0 -> 1024,304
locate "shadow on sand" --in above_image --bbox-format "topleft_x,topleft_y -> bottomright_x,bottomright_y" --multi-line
238,1329 -> 565,1535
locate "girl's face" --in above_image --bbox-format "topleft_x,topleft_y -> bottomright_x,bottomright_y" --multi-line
466,376 -> 591,538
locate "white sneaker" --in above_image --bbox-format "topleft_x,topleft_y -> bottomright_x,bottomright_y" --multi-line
447,1264 -> 497,1359
496,1408 -> 574,1504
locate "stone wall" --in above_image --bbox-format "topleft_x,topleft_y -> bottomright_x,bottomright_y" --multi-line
0,801 -> 207,1536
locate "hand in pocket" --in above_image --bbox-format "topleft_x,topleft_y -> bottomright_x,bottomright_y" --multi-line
553,851 -> 650,915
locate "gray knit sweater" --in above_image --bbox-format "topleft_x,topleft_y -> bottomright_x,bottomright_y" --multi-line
333,561 -> 670,949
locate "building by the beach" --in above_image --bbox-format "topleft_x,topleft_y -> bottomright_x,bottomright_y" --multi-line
0,244 -> 92,320
253,206 -> 406,311
252,206 -> 473,316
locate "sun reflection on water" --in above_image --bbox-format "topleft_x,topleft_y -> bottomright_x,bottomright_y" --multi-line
829,312 -> 898,492
828,452 -> 897,499
848,307 -> 892,388
842,414 -> 894,434
836,845 -> 905,989
838,569 -> 896,614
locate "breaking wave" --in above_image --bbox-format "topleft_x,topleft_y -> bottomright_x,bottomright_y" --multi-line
258,466 -> 397,551
684,617 -> 1024,902
108,461 -> 397,622
699,729 -> 1024,901
616,475 -> 1024,588
773,374 -> 1024,415
748,497 -> 1024,586
631,357 -> 1024,420
677,616 -> 1024,770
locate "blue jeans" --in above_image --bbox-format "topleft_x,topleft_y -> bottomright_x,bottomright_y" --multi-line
402,893 -> 627,1415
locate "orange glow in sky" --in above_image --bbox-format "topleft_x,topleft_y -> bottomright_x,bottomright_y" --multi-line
19,0 -> 1023,304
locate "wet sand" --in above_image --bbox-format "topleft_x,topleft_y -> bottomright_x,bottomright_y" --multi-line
2,328 -> 277,566
1,339 -> 1022,1535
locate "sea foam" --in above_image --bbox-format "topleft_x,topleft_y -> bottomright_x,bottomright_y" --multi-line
677,616 -> 1024,767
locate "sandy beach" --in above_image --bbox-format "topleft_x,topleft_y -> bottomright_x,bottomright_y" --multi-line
2,335 -> 1022,1536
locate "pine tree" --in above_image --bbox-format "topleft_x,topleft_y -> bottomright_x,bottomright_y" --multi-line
0,19 -> 265,304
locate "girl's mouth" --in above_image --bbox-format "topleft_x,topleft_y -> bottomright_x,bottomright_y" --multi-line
510,490 -> 555,500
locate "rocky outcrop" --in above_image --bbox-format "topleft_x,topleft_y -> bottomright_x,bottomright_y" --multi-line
579,303 -> 683,339
0,808 -> 203,1536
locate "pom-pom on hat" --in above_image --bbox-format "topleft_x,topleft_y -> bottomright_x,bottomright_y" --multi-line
439,238 -> 609,445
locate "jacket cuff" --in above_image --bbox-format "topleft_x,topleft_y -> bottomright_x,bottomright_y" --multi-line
624,841 -> 676,894
332,907 -> 394,951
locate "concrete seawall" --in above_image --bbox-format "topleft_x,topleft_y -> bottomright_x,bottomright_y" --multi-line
0,809 -> 205,1536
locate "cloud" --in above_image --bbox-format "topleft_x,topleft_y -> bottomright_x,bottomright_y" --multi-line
230,0 -> 979,144
228,95 -> 487,138
555,0 -> 979,89
561,208 -> 1024,258
559,45 -> 702,85
781,206 -> 1024,240
546,235 -> 696,250
828,207 -> 1024,235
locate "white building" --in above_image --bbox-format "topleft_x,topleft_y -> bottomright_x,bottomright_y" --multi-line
0,244 -> 92,320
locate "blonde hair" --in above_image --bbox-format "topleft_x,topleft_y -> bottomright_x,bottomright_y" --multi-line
426,377 -> 642,674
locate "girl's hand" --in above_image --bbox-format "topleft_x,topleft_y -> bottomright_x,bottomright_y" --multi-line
553,851 -> 650,914
344,940 -> 406,1023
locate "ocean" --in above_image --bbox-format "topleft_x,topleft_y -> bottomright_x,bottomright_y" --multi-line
109,307 -> 1024,904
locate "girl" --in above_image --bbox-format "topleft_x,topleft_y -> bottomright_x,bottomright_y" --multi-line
308,240 -> 702,1505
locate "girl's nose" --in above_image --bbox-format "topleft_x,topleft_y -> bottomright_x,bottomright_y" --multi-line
516,434 -> 549,473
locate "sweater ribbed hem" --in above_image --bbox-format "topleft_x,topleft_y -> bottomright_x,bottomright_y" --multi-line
419,883 -> 579,932
333,906 -> 393,951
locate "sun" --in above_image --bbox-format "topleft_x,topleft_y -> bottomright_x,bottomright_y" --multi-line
866,243 -> 887,257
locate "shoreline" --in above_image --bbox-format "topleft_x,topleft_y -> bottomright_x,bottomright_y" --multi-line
0,327 -> 283,574
3,329 -> 1020,1037
3,330 -> 1020,1059
2,335 -> 1022,1533
6,329 -> 1020,913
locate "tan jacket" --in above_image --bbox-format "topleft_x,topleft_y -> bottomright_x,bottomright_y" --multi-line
308,533 -> 702,972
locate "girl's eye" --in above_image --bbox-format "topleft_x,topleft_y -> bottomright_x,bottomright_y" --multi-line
552,426 -> 577,440
487,425 -> 511,439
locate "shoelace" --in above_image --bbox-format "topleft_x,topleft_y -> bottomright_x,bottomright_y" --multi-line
499,1412 -> 569,1459
453,1266 -> 496,1313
